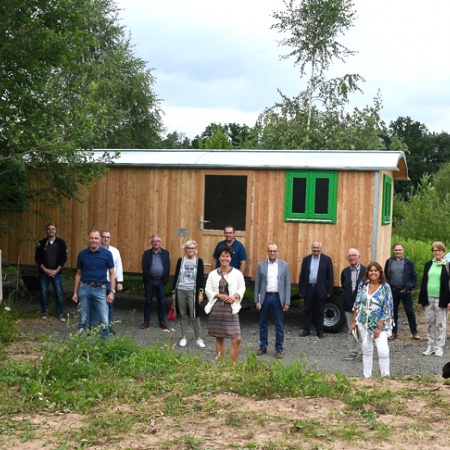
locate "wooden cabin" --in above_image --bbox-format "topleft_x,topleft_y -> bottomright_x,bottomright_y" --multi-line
1,149 -> 408,287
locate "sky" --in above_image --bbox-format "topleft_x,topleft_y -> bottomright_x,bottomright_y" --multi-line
115,0 -> 450,140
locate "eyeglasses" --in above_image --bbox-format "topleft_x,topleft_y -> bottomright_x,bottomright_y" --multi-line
186,247 -> 196,250
432,249 -> 444,252
102,236 -> 111,239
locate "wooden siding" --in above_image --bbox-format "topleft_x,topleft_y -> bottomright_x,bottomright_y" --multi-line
1,166 -> 394,287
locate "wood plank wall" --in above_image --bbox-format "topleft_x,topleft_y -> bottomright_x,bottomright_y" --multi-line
1,167 -> 393,286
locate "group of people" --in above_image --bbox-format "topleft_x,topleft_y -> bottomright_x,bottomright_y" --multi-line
35,224 -> 123,338
35,223 -> 450,376
343,242 -> 450,378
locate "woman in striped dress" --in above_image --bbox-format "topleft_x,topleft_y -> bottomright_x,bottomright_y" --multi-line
205,245 -> 246,362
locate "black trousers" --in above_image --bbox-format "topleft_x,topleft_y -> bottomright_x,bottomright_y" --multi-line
303,285 -> 325,334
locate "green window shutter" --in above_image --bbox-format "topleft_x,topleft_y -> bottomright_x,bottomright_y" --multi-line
285,171 -> 337,224
382,174 -> 392,225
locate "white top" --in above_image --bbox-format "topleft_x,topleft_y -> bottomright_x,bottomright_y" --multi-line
105,245 -> 124,283
204,268 -> 246,315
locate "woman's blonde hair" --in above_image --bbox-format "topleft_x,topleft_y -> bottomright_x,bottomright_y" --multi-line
431,241 -> 446,252
184,240 -> 198,255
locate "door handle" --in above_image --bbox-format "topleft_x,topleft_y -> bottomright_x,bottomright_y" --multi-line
199,216 -> 210,230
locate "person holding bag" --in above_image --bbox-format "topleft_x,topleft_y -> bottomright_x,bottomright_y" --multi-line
172,241 -> 206,348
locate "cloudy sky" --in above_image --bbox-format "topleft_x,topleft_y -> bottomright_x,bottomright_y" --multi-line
115,0 -> 450,139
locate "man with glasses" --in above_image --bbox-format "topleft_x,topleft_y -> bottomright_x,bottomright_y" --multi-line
384,242 -> 419,340
141,234 -> 171,330
254,243 -> 291,359
35,223 -> 68,321
341,248 -> 366,360
89,230 -> 124,333
211,225 -> 247,274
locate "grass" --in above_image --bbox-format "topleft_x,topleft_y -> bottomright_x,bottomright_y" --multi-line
0,333 -> 447,449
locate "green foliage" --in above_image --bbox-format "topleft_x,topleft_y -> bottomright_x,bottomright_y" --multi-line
255,90 -> 386,150
0,0 -> 162,233
384,117 -> 450,197
393,162 -> 450,244
193,122 -> 257,149
391,235 -> 433,283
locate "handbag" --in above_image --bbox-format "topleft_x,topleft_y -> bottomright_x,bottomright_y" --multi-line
167,303 -> 177,321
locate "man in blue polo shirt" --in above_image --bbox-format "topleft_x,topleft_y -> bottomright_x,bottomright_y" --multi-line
212,225 -> 247,274
72,229 -> 116,338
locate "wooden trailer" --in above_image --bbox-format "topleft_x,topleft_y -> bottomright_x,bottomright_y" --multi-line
1,149 -> 408,330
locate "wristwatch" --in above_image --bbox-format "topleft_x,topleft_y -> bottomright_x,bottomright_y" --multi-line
110,289 -> 116,294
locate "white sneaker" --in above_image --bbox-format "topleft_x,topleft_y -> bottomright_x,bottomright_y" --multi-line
179,338 -> 187,347
423,346 -> 436,356
58,314 -> 66,322
435,347 -> 444,357
196,339 -> 206,348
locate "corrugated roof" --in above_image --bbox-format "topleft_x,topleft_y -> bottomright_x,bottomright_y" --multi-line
94,149 -> 408,180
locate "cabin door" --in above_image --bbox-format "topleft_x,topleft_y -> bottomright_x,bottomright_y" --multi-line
196,171 -> 251,275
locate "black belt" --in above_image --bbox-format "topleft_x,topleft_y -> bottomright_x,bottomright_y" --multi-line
149,277 -> 162,280
392,286 -> 404,290
308,283 -> 316,287
266,291 -> 279,295
82,282 -> 106,288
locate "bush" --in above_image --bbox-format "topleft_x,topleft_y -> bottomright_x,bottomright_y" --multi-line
391,235 -> 433,285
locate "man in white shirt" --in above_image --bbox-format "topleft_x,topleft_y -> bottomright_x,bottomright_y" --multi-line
254,243 -> 291,359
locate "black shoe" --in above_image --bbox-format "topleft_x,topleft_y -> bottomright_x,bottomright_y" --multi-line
318,334 -> 325,339
109,327 -> 116,335
300,330 -> 310,337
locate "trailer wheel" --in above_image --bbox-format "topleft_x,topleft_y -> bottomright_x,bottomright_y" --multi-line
323,297 -> 346,333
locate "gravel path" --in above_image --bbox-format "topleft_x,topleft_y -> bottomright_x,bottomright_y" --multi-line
16,291 -> 449,378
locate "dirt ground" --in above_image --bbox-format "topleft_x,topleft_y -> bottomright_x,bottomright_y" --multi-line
3,294 -> 450,449
4,379 -> 450,450
4,321 -> 450,450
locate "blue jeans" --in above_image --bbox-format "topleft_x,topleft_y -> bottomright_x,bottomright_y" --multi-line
392,288 -> 418,334
89,282 -> 113,326
78,283 -> 109,338
39,273 -> 64,315
144,279 -> 166,324
259,293 -> 284,352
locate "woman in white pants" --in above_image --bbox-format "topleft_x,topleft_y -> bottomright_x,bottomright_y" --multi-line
418,241 -> 450,357
352,262 -> 394,378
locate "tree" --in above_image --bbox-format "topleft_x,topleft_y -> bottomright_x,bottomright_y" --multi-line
272,0 -> 363,137
193,123 -> 257,149
0,0 -> 162,233
161,131 -> 192,149
383,117 -> 450,196
255,90 -> 385,150
393,162 -> 450,243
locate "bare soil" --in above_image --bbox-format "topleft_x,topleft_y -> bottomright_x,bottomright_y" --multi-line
3,293 -> 450,449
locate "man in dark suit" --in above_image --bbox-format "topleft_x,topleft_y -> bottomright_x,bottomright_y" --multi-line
254,243 -> 291,359
298,240 -> 334,338
341,248 -> 366,360
141,234 -> 171,330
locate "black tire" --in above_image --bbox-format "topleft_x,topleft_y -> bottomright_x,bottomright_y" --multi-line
323,297 -> 346,333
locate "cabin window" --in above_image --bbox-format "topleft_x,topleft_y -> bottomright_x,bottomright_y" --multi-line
204,175 -> 247,230
284,171 -> 337,223
381,174 -> 392,225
